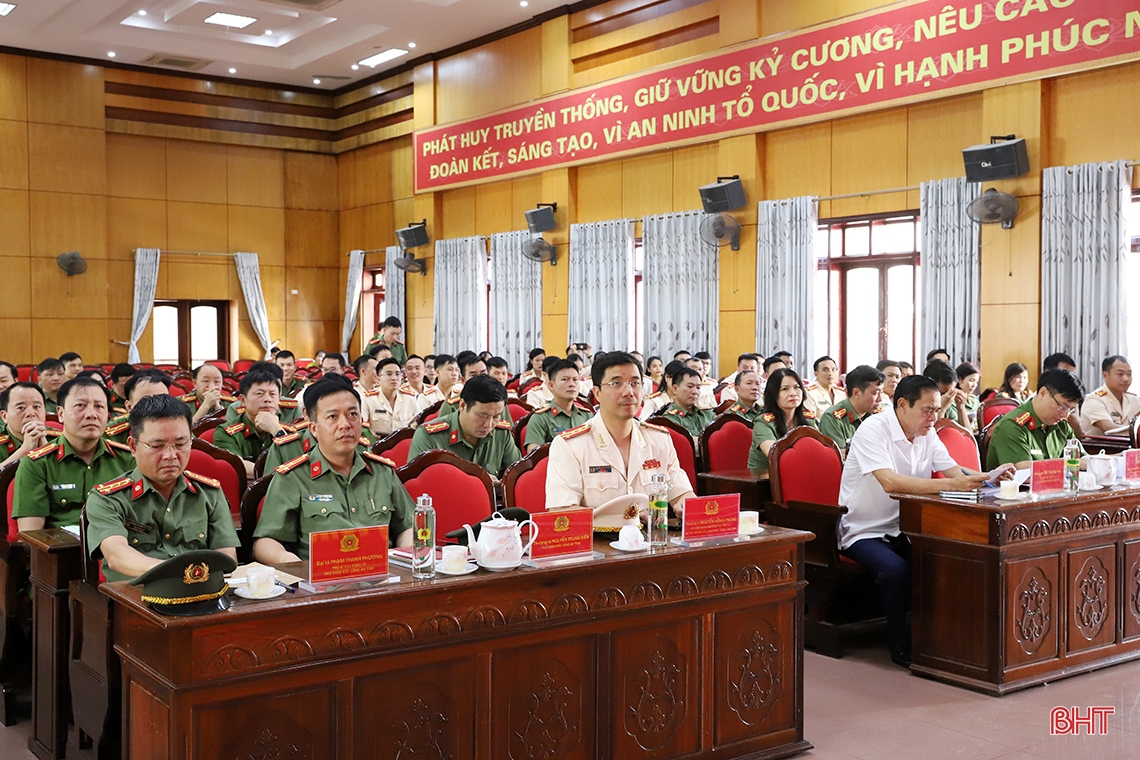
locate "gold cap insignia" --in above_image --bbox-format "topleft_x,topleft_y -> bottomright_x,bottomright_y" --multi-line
183,563 -> 209,584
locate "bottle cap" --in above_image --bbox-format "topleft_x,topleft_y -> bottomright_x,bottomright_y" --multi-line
416,494 -> 433,508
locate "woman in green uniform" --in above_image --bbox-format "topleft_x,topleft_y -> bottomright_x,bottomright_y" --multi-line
955,362 -> 981,431
747,368 -> 818,472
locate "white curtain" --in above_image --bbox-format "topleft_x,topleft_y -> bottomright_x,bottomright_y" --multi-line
1041,160 -> 1132,386
920,177 -> 981,366
128,248 -> 161,364
642,211 -> 718,360
568,219 -> 635,352
490,230 -> 542,371
385,245 -> 406,328
340,249 -> 366,356
433,236 -> 488,354
233,252 -> 273,359
755,197 -> 816,375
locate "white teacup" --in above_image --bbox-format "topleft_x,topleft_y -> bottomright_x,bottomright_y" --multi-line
999,480 -> 1018,499
442,545 -> 468,572
739,511 -> 760,534
1078,471 -> 1098,491
1087,455 -> 1117,486
617,525 -> 646,549
247,565 -> 276,598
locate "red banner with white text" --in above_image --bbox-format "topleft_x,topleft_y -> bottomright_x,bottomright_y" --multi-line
415,0 -> 1140,192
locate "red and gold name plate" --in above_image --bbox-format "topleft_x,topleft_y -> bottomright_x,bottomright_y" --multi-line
1030,459 -> 1065,494
529,508 -> 593,560
309,525 -> 389,585
682,494 -> 740,542
1126,450 -> 1140,481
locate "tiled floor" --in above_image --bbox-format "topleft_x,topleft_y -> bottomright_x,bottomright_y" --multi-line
1,641 -> 1138,758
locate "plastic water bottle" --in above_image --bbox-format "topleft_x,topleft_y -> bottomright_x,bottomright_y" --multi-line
413,494 -> 436,579
1063,438 -> 1081,492
647,473 -> 669,549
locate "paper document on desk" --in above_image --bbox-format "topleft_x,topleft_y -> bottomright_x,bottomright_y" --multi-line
1012,468 -> 1032,487
61,525 -> 80,538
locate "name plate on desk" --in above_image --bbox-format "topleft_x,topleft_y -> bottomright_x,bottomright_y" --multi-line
529,509 -> 593,560
682,494 -> 740,542
1126,450 -> 1140,481
1030,459 -> 1065,494
309,525 -> 389,585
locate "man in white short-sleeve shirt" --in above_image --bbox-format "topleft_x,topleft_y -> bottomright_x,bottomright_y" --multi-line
838,374 -> 1012,667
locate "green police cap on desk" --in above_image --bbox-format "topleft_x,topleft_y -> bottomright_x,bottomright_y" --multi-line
128,549 -> 237,616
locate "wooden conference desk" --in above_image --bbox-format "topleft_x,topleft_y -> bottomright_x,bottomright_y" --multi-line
898,485 -> 1140,695
696,469 -> 770,516
105,531 -> 811,760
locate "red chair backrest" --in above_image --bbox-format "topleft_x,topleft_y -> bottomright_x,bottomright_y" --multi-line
660,426 -> 696,487
17,365 -> 34,382
936,420 -> 981,472
5,467 -> 18,543
704,419 -> 752,471
506,401 -> 530,423
423,410 -> 440,423
233,360 -> 257,373
188,450 -> 243,522
980,399 -> 1018,428
771,429 -> 843,505
45,420 -> 63,431
401,463 -> 494,540
199,427 -> 217,444
503,446 -> 550,514
372,428 -> 415,469
205,360 -> 230,373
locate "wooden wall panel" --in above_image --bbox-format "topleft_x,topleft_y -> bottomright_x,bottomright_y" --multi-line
441,187 -> 477,239
0,54 -> 27,121
107,134 -> 167,200
435,28 -> 543,124
285,267 -> 342,322
390,137 -> 415,201
28,124 -> 107,196
829,109 -> 909,218
30,259 -> 109,319
576,162 -> 622,223
286,152 -> 339,211
167,202 -> 228,253
25,59 -> 103,129
166,140 -> 228,204
905,95 -> 983,208
475,181 -> 514,237
286,209 -> 339,267
0,257 -> 31,319
159,260 -> 231,301
29,192 -> 107,259
0,319 -> 32,360
759,0 -> 886,37
107,197 -> 167,260
227,146 -> 285,208
105,261 -> 136,321
228,206 -> 287,266
765,122 -> 832,216
622,152 -> 673,220
981,81 -> 1044,198
0,189 -> 30,258
1049,62 -> 1140,170
672,144 -> 718,213
0,118 -> 29,191
32,318 -> 109,362
511,175 -> 544,227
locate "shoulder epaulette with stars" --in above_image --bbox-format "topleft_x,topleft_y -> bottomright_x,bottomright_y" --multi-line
287,420 -> 311,432
1095,388 -> 1108,397
106,440 -> 131,453
221,394 -> 237,403
223,421 -> 246,435
832,407 -> 848,420
1014,412 -> 1033,427
279,398 -> 298,409
274,454 -> 309,474
423,420 -> 449,434
761,412 -> 776,423
573,400 -> 593,412
399,386 -> 417,396
494,419 -> 512,429
94,476 -> 133,495
273,431 -> 301,446
803,409 -> 817,420
28,443 -> 58,460
363,451 -> 397,468
105,418 -> 130,436
534,406 -> 552,415
805,383 -> 818,391
665,408 -> 685,417
363,387 -> 380,397
179,393 -> 196,402
647,390 -> 663,399
559,423 -> 591,440
642,422 -> 668,433
184,470 -> 222,488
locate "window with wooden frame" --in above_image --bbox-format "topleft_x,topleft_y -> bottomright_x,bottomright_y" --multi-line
814,212 -> 922,371
362,267 -> 387,344
151,300 -> 230,369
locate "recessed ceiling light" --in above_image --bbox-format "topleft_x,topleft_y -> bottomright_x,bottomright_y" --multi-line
264,29 -> 273,35
204,12 -> 256,29
107,51 -> 116,58
228,67 -> 236,74
357,48 -> 408,68
137,10 -> 146,16
0,4 -> 16,17
520,1 -> 528,6
350,64 -> 359,71
312,78 -> 321,85
408,42 -> 416,49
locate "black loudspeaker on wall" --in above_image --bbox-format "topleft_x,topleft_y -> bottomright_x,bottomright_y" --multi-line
699,176 -> 746,214
396,220 -> 429,249
525,204 -> 557,234
962,137 -> 1030,183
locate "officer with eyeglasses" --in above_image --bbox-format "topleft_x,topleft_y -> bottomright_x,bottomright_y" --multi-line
546,352 -> 694,511
986,368 -> 1087,470
86,394 -> 239,582
407,375 -> 521,478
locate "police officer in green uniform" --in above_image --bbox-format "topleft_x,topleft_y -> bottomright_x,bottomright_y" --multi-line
0,382 -> 54,467
436,355 -> 514,425
85,394 -> 240,582
747,368 -> 818,471
222,361 -> 302,425
986,368 -> 1085,469
655,366 -> 714,439
253,378 -> 415,563
108,363 -> 136,415
408,375 -> 521,478
106,370 -> 174,445
37,357 -> 67,416
726,370 -> 764,425
365,316 -> 409,366
922,360 -> 971,426
274,350 -> 307,398
819,365 -> 884,453
12,377 -> 135,531
213,368 -> 296,479
181,363 -> 235,424
524,359 -> 594,452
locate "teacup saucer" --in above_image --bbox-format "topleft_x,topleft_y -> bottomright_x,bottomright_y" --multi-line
738,527 -> 765,536
234,585 -> 286,600
477,560 -> 521,572
609,540 -> 648,553
436,561 -> 478,576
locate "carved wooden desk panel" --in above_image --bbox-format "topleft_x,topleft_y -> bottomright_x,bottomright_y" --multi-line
105,531 -> 811,760
898,486 -> 1140,695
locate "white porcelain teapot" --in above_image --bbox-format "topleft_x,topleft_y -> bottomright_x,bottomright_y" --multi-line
463,512 -> 538,567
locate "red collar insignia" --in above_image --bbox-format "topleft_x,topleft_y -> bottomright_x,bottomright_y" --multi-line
303,437 -> 312,452
310,460 -> 322,478
184,475 -> 197,494
449,429 -> 459,445
131,479 -> 144,500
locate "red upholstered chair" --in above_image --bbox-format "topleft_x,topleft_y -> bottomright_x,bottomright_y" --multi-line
699,413 -> 752,472
502,445 -> 550,514
980,398 -> 1018,429
398,450 -> 495,542
2,463 -> 19,544
233,360 -> 257,374
371,428 -> 415,468
192,410 -> 227,439
518,378 -> 543,397
645,415 -> 698,489
513,411 -> 535,450
205,360 -> 230,373
506,375 -> 521,394
45,419 -> 62,432
189,439 -> 248,527
239,475 -> 274,562
767,426 -> 878,658
506,399 -> 533,423
16,365 -> 33,382
0,461 -> 30,725
416,399 -> 445,426
934,418 -> 981,472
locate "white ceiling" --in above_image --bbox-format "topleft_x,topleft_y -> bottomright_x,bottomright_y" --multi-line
0,0 -> 559,91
